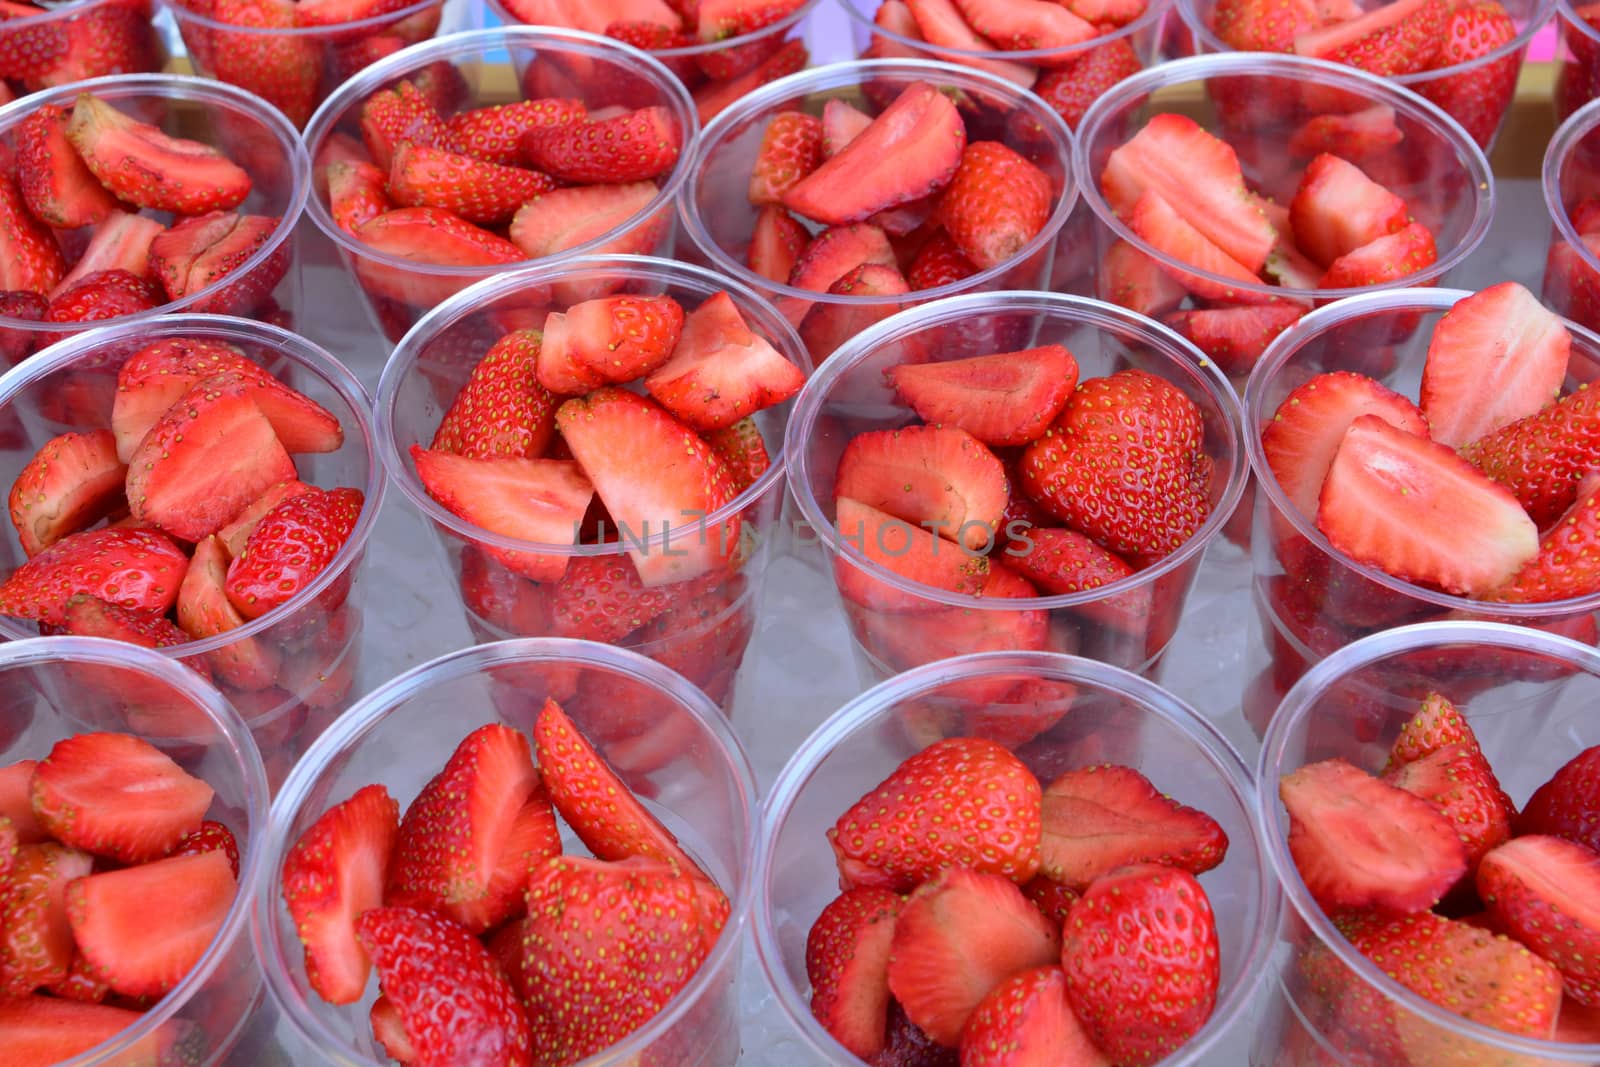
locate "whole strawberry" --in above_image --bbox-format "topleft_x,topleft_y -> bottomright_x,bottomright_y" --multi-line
1019,369 -> 1212,564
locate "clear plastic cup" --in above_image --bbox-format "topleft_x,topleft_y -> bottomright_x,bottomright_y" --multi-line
1543,96 -> 1600,337
483,0 -> 820,125
677,57 -> 1079,366
1239,289 -> 1600,745
375,254 -> 807,711
0,633 -> 273,1066
1074,53 -> 1494,309
303,27 -> 699,342
255,637 -> 759,1067
163,0 -> 448,129
758,649 -> 1279,1065
0,74 -> 310,357
0,313 -> 385,789
1254,620 -> 1600,1066
0,0 -> 163,99
784,289 -> 1246,687
1559,0 -> 1600,123
1178,0 -> 1550,150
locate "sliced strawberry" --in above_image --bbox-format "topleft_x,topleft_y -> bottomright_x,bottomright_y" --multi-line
1061,865 -> 1219,1066
447,97 -> 587,167
217,480 -> 311,559
176,536 -> 279,690
961,965 -> 1108,1067
224,485 -> 365,620
1098,238 -> 1186,318
387,144 -> 556,226
1164,303 -> 1305,378
748,204 -> 808,283
934,141 -> 1051,272
50,210 -> 164,298
7,429 -> 125,558
822,98 -> 873,158
507,181 -> 661,263
67,849 -> 235,999
1464,383 -> 1600,528
903,0 -> 1038,86
1102,112 -> 1278,273
1294,0 -> 1449,77
358,79 -> 456,172
1279,757 -> 1467,912
954,0 -> 1094,49
749,110 -> 823,206
806,887 -> 901,1059
0,170 -> 65,295
1037,764 -> 1228,891
0,843 -> 92,995
1317,414 -> 1539,594
1319,219 -> 1437,288
1385,744 -> 1514,868
66,93 -> 250,216
832,496 -> 990,612
15,103 -> 116,229
522,105 -> 682,184
357,906 -> 533,1067
0,527 -> 187,626
0,993 -> 161,1065
1420,282 -> 1572,449
353,207 -> 524,308
1288,104 -> 1405,161
885,347 -> 1077,448
782,81 -> 966,227
432,329 -> 556,461
1129,190 -> 1269,304
835,425 -> 1008,551
644,290 -> 805,431
1261,370 -> 1428,520
1289,153 -> 1410,269
886,866 -> 1060,1046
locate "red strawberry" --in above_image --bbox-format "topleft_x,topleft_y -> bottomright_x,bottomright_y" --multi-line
748,204 -> 808,283
829,738 -> 1042,892
447,97 -> 588,167
935,141 -> 1051,272
1318,220 -> 1438,288
67,850 -> 235,999
15,103 -> 116,229
432,329 -> 557,460
356,906 -> 533,1067
1031,38 -> 1142,131
224,486 -> 363,620
7,429 -> 125,558
887,867 -> 1060,1048
1288,104 -> 1405,161
1164,303 -> 1305,378
1493,476 -> 1600,602
1384,743 -> 1514,867
522,105 -> 683,184
749,110 -> 823,206
1212,0 -> 1319,50
1279,757 -> 1467,912
1061,864 -> 1219,1067
1420,282 -> 1571,448
507,181 -> 662,265
952,0 -> 1093,50
961,965 -> 1109,1067
1037,764 -> 1228,891
387,144 -> 557,226
358,79 -> 457,172
148,212 -> 287,316
836,425 -> 1009,551
174,820 -> 240,877
704,418 -> 771,493
807,887 -> 902,1059
1260,370 -> 1428,520
1520,745 -> 1600,851
1479,835 -> 1600,1004
783,81 -> 966,228
0,170 -> 64,295
1289,153 -> 1410,269
1097,238 -> 1185,318
1019,369 -> 1211,564
907,229 -> 980,291
66,92 -> 251,215
1464,383 -> 1600,528
521,855 -> 711,1064
0,843 -> 92,995
885,346 -> 1077,448
1294,0 -> 1450,76
0,527 -> 187,625
555,293 -> 685,385
1317,414 -> 1539,594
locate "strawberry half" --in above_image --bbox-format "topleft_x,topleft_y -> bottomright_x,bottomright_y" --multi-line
282,784 -> 400,1004
7,429 -> 125,558
643,290 -> 806,432
1479,835 -> 1600,1005
0,526 -> 188,627
223,485 -> 364,620
1519,744 -> 1600,852
0,843 -> 93,995
807,887 -> 901,1059
885,346 -> 1078,447
961,965 -> 1109,1067
835,425 -> 1009,552
66,92 -> 251,216
431,329 -> 557,461
829,737 -> 1041,892
1464,382 -> 1600,529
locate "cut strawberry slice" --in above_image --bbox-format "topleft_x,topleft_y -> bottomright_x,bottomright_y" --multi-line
507,181 -> 661,262
1419,282 -> 1572,449
1279,757 -> 1467,913
835,425 -> 1008,551
832,496 -> 989,612
31,731 -> 212,864
16,103 -> 116,229
432,329 -> 556,461
644,290 -> 806,431
1319,220 -> 1437,288
1289,153 -> 1410,269
782,81 -> 966,227
67,850 -> 236,999
111,338 -> 261,461
216,480 -> 311,559
806,887 -> 902,1059
903,0 -> 1038,86
7,429 -> 125,558
177,536 -> 280,690
885,346 -> 1077,447
0,526 -> 188,627
0,843 -> 93,995
387,143 -> 557,226
282,784 -> 398,1004
953,0 -> 1095,50
0,994 -> 163,1065
412,448 -> 592,583
1102,112 -> 1278,273
1261,370 -> 1428,520
66,93 -> 251,216
1130,190 -> 1273,305
1317,414 -> 1539,595
50,210 -> 166,298
886,867 -> 1061,1046
447,97 -> 588,167
747,204 -> 808,283
1385,743 -> 1513,868
748,110 -> 823,206
821,98 -> 873,158
1098,238 -> 1186,318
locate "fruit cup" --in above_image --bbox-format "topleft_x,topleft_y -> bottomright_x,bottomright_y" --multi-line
163,0 -> 449,129
0,0 -> 164,103
1178,0 -> 1550,151
376,254 -> 807,711
302,26 -> 699,342
783,289 -> 1246,687
1543,95 -> 1600,336
0,313 -> 385,789
677,57 -> 1078,366
1240,286 -> 1600,746
1073,54 -> 1494,384
0,634 -> 273,1065
483,0 -> 821,125
0,73 -> 310,358
255,637 -> 759,1067
1255,619 -> 1600,1064
757,649 -> 1279,1065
